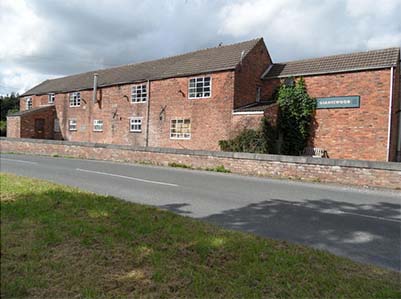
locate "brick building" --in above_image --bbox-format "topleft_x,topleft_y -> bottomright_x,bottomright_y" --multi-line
6,38 -> 401,161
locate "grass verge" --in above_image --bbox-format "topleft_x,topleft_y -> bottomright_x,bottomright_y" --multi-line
168,162 -> 231,173
1,173 -> 400,298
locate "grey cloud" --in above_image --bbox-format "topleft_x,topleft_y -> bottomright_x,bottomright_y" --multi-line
1,0 -> 400,95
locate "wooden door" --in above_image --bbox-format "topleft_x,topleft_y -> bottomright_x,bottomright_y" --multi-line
34,118 -> 45,139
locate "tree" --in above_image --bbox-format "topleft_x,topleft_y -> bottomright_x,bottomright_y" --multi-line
0,92 -> 20,136
0,92 -> 20,121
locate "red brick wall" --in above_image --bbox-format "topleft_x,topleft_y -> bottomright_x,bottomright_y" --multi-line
397,64 -> 401,160
7,107 -> 56,139
264,104 -> 279,125
1,138 -> 400,189
234,39 -> 272,108
20,94 -> 50,111
52,87 -> 148,145
301,69 -> 393,161
230,104 -> 279,137
24,71 -> 235,150
261,69 -> 396,161
148,71 -> 235,150
261,78 -> 280,100
6,117 -> 20,138
389,61 -> 400,161
231,114 -> 264,137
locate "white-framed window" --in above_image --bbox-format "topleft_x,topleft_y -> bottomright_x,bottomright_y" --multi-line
68,119 -> 77,131
129,117 -> 142,132
131,83 -> 147,103
69,92 -> 81,107
26,97 -> 32,110
170,118 -> 191,139
93,119 -> 103,132
188,76 -> 211,99
48,93 -> 55,104
54,118 -> 60,132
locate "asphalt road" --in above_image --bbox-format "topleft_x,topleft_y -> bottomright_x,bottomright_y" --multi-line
1,153 -> 400,271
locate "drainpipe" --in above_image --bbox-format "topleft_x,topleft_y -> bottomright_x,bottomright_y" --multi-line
386,65 -> 395,161
93,73 -> 98,103
145,80 -> 150,147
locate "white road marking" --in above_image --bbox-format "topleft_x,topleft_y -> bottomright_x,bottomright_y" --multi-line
0,158 -> 38,165
279,201 -> 401,223
76,168 -> 179,187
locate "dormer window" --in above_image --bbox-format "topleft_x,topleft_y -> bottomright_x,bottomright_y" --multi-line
69,92 -> 81,107
26,97 -> 32,110
48,93 -> 55,104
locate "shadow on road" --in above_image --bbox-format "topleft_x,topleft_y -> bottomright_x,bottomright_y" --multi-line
194,199 -> 401,271
158,203 -> 192,215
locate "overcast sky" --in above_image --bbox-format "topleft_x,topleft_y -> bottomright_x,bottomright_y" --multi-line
1,0 -> 400,95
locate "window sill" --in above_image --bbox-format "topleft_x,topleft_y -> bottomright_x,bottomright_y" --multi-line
188,96 -> 211,100
170,137 -> 191,140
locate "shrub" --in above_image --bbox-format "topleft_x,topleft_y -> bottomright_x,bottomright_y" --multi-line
219,117 -> 277,154
205,165 -> 231,173
219,128 -> 268,153
168,162 -> 193,169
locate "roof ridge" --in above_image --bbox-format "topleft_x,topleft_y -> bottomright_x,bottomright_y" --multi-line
45,37 -> 262,83
275,47 -> 400,65
120,37 -> 262,68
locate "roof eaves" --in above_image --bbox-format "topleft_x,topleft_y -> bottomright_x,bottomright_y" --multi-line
233,100 -> 277,113
260,64 -> 273,79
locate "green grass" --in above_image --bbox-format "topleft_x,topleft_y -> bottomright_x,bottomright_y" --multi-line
205,165 -> 231,173
168,162 -> 193,169
169,162 -> 231,173
1,173 -> 400,298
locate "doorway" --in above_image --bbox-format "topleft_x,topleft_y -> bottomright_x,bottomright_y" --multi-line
34,118 -> 45,139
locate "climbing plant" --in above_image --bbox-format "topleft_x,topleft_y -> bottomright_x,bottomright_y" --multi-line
276,77 -> 316,155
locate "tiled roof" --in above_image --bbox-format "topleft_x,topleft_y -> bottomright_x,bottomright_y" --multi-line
22,38 -> 262,96
263,47 -> 400,79
234,100 -> 276,113
8,105 -> 54,117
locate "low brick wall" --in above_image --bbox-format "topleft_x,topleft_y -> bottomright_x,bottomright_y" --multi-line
1,137 -> 400,189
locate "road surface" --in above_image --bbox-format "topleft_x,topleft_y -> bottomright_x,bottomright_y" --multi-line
1,153 -> 400,271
